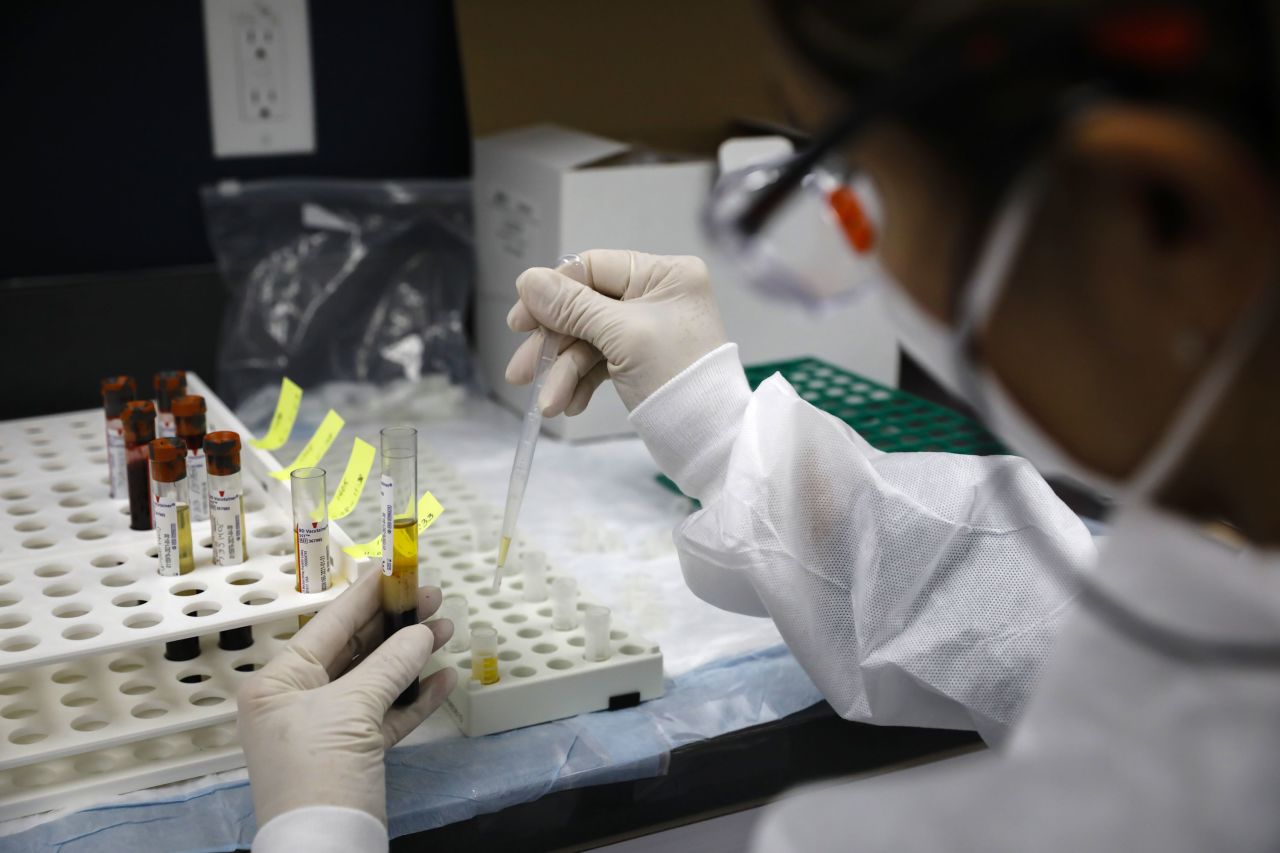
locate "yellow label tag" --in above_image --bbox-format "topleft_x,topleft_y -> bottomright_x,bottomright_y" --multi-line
249,377 -> 303,450
271,410 -> 345,480
326,437 -> 376,519
342,490 -> 445,559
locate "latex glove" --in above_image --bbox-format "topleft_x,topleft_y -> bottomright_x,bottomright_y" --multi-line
505,250 -> 727,415
237,567 -> 457,827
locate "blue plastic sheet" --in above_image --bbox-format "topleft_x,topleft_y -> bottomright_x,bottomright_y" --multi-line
4,646 -> 821,852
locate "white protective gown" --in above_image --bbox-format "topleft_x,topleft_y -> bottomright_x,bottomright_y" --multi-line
629,343 -> 1280,852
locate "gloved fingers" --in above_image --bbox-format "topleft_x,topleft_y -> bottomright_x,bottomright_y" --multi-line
578,249 -> 648,299
264,567 -> 383,690
514,267 -> 624,352
505,327 -> 564,386
539,339 -> 605,416
380,667 -> 458,749
325,584 -> 444,679
507,298 -> 538,333
565,361 -> 610,416
335,620 -> 452,715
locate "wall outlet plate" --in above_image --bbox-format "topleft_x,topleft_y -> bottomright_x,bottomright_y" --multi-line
202,0 -> 315,158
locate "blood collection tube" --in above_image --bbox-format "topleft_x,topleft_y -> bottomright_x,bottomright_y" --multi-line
551,576 -> 578,630
291,467 -> 331,594
205,431 -> 248,566
100,375 -> 136,499
121,401 -> 157,530
172,395 -> 209,523
471,625 -> 499,685
206,431 -> 253,651
380,426 -> 420,707
583,605 -> 612,662
149,438 -> 195,577
153,370 -> 186,438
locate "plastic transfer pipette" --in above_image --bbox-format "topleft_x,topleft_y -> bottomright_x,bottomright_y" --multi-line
493,254 -> 588,590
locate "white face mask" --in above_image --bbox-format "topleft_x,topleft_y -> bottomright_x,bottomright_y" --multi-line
884,163 -> 1274,504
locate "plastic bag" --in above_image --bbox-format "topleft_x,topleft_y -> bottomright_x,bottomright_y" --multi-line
202,179 -> 475,406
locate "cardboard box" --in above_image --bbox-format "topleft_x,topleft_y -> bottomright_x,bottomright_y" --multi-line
458,4 -> 898,440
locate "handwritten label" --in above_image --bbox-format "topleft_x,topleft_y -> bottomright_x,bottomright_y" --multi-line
326,438 -> 375,520
345,491 -> 446,560
249,377 -> 303,450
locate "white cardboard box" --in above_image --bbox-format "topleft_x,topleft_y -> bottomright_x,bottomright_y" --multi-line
473,124 -> 898,441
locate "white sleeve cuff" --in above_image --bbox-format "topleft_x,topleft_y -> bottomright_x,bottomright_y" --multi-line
253,806 -> 387,853
629,343 -> 752,503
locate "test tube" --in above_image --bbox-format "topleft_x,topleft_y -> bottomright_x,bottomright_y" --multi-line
121,400 -> 157,530
149,437 -> 195,577
522,550 -> 548,603
470,505 -> 497,553
205,432 -> 248,565
101,375 -> 136,500
153,370 -> 187,438
551,576 -> 578,630
172,395 -> 209,522
291,467 -> 332,594
421,560 -> 442,590
381,427 -> 419,707
583,605 -> 612,662
440,594 -> 470,652
471,625 -> 499,685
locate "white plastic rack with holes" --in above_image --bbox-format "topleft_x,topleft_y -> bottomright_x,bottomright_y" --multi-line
0,373 -> 357,674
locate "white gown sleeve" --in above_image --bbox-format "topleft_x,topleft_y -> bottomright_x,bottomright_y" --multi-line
630,344 -> 1096,741
252,806 -> 387,853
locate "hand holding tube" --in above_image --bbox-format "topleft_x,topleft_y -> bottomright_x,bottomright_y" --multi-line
237,567 -> 456,827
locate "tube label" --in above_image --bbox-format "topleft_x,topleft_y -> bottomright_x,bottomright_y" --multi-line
157,412 -> 176,438
154,495 -> 181,576
296,521 -> 331,593
209,473 -> 246,566
106,418 -> 127,499
187,450 -> 209,522
380,474 -> 394,576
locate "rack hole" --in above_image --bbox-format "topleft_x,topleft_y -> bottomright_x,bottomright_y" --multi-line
113,592 -> 150,608
531,643 -> 557,654
190,691 -> 227,707
233,659 -> 264,673
490,600 -> 511,610
169,581 -> 207,597
42,582 -> 79,598
0,612 -> 30,630
0,635 -> 38,652
537,608 -> 552,618
6,504 -> 36,517
547,658 -> 574,670
177,670 -> 212,684
52,602 -> 90,619
130,702 -> 168,720
502,614 -> 527,624
619,644 -> 646,656
34,563 -> 71,578
516,628 -> 541,639
124,612 -> 162,629
22,536 -> 55,550
61,691 -> 97,708
0,679 -> 29,695
227,570 -> 262,586
9,727 -> 47,745
76,527 -> 110,541
1,702 -> 36,719
240,590 -> 277,606
145,546 -> 159,559
0,593 -> 20,608
108,656 -> 145,673
278,561 -> 295,575
609,630 -> 628,641
51,668 -> 86,685
199,536 -> 213,549
119,679 -> 156,696
62,623 -> 103,641
101,572 -> 135,587
0,574 -> 10,586
183,601 -> 222,618
91,554 -> 127,568
567,636 -> 586,647
0,489 -> 29,501
511,666 -> 536,678
244,498 -> 265,513
14,520 -> 45,533
497,650 -> 521,662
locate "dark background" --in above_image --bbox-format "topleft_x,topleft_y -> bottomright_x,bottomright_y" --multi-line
0,0 -> 471,418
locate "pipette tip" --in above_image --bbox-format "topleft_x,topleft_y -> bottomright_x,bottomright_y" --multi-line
497,536 -> 511,568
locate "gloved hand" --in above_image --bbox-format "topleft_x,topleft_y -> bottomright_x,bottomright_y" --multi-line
505,250 -> 727,415
237,567 -> 457,827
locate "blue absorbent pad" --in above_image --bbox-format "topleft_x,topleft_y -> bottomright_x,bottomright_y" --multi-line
3,645 -> 821,852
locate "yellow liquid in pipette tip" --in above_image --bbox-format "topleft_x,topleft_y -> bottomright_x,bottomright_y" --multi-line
491,535 -> 512,592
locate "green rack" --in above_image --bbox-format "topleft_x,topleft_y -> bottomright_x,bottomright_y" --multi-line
658,356 -> 1006,498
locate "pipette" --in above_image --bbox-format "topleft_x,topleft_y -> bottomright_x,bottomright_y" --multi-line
492,253 -> 588,590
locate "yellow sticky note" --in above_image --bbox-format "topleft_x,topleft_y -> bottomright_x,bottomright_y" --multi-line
326,438 -> 376,519
343,490 -> 445,559
416,491 -> 445,534
250,377 -> 303,450
271,410 -> 345,480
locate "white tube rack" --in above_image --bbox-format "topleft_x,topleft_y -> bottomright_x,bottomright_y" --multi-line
0,377 -> 664,823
